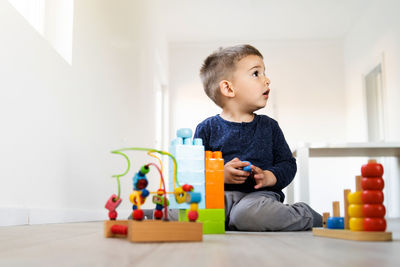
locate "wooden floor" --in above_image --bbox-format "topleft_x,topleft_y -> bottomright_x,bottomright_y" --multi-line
1,219 -> 400,266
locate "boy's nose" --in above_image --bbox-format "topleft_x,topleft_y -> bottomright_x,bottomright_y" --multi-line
264,77 -> 271,86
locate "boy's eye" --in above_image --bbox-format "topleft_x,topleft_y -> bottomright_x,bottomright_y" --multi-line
252,71 -> 259,77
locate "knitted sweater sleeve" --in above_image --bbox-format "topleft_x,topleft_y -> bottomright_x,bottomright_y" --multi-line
194,121 -> 210,151
265,121 -> 297,191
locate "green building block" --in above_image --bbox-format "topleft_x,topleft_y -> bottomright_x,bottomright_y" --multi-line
179,209 -> 225,234
203,221 -> 225,234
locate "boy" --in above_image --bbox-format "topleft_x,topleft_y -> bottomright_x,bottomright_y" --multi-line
194,44 -> 322,231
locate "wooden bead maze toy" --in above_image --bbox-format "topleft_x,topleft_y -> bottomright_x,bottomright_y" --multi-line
313,159 -> 392,241
104,147 -> 202,242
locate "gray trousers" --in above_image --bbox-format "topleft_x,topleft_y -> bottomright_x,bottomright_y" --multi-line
225,191 -> 322,231
137,191 -> 322,232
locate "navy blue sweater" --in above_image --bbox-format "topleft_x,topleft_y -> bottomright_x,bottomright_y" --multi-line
194,114 -> 296,202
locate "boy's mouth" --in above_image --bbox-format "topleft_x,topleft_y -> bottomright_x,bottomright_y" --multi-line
263,89 -> 270,97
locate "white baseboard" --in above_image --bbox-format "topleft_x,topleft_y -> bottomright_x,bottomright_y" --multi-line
0,207 -> 133,226
0,207 -> 29,226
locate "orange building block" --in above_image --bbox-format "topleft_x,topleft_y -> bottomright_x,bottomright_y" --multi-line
205,151 -> 224,209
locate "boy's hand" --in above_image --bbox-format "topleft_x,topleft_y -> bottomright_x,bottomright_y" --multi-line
224,158 -> 251,184
251,165 -> 277,189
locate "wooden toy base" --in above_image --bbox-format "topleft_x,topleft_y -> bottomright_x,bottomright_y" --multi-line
313,228 -> 392,241
104,220 -> 203,242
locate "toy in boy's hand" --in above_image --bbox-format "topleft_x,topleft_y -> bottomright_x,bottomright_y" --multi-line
242,161 -> 252,172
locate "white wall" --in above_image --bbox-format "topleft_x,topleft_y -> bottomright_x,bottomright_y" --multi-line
343,0 -> 400,217
0,0 -> 165,225
344,0 -> 400,142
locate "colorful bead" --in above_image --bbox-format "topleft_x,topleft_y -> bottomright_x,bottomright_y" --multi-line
133,209 -> 144,220
105,194 -> 122,211
186,192 -> 202,204
349,217 -> 364,231
189,203 -> 199,211
182,184 -> 194,192
348,204 -> 363,218
141,189 -> 150,197
108,210 -> 117,220
188,210 -> 198,222
364,217 -> 386,231
129,192 -> 138,204
327,217 -> 344,229
361,162 -> 384,177
361,190 -> 384,204
174,187 -> 186,203
111,224 -> 128,235
347,192 -> 363,204
154,209 -> 163,220
361,177 -> 384,190
157,189 -> 165,196
152,195 -> 169,206
363,204 -> 386,218
140,165 -> 150,175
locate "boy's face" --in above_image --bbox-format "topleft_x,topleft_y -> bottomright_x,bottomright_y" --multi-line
230,55 -> 270,112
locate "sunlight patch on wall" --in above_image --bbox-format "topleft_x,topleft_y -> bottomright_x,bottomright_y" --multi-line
8,0 -> 74,65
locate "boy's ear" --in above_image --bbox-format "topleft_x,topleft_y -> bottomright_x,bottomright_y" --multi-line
219,80 -> 235,98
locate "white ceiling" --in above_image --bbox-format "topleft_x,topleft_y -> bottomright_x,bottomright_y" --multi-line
160,0 -> 374,42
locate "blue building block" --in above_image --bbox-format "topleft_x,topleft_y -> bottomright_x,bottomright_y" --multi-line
169,128 -> 206,209
177,128 -> 192,139
193,138 -> 203,146
242,161 -> 252,172
176,159 -> 204,172
176,171 -> 204,184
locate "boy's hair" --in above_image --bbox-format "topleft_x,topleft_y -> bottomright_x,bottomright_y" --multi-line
200,44 -> 263,107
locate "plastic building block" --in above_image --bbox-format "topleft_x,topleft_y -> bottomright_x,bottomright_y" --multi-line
242,161 -> 252,172
169,129 -> 205,209
202,221 -> 225,234
177,128 -> 193,138
205,151 -> 224,170
205,151 -> 224,209
193,138 -> 203,145
179,209 -> 225,234
184,138 -> 193,145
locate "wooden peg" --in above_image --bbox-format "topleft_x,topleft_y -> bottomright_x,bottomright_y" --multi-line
332,201 -> 340,217
368,159 -> 377,163
355,176 -> 362,192
344,189 -> 351,229
322,212 -> 330,228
